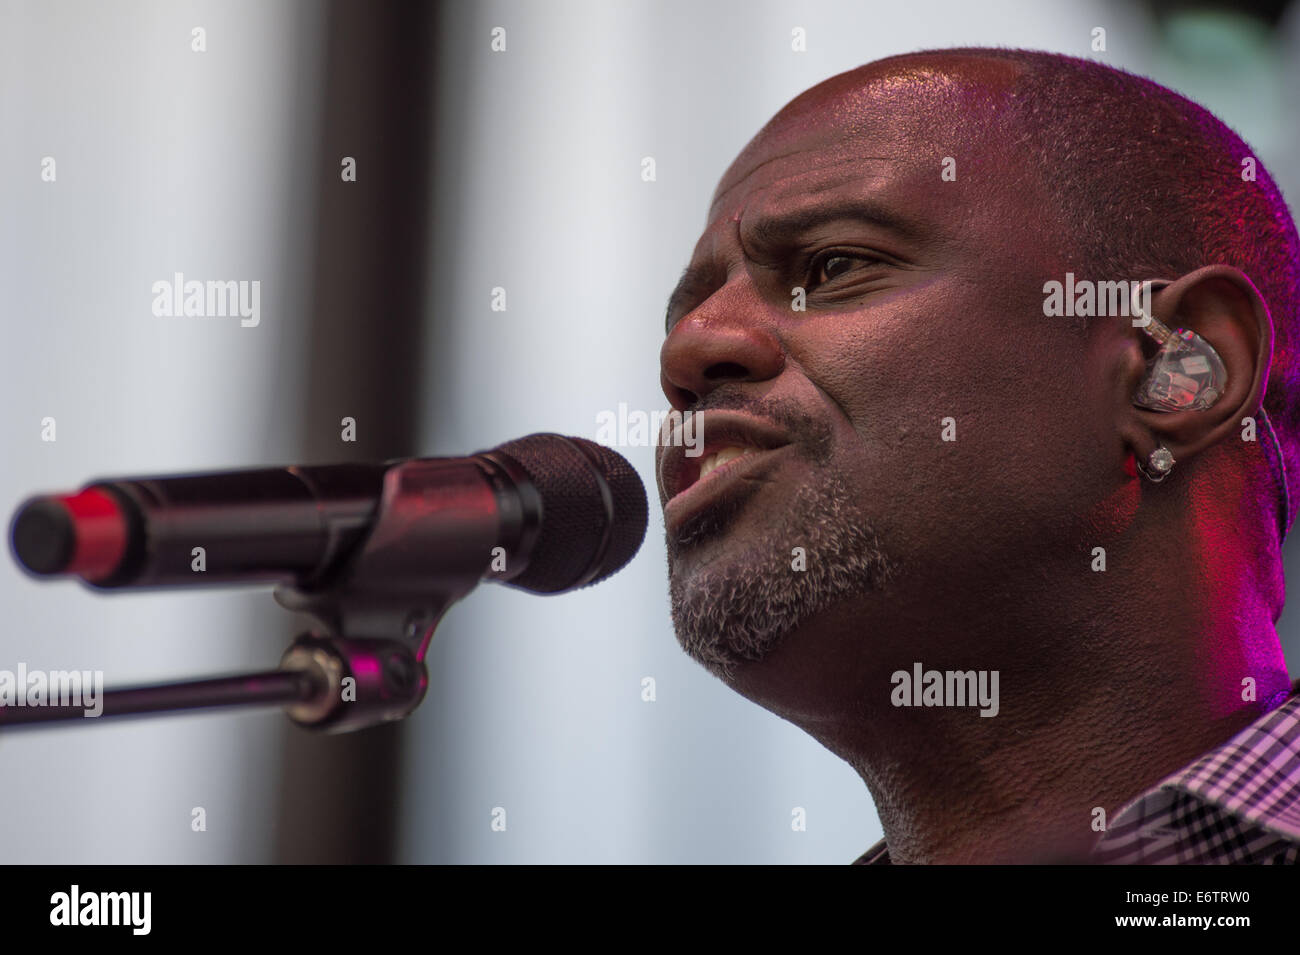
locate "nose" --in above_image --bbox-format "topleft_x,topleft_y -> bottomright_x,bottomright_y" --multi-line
659,282 -> 785,410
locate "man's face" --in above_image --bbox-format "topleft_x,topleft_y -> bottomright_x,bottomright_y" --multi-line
656,58 -> 1130,709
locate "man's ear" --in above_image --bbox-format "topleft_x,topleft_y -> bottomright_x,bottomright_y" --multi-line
1118,265 -> 1273,471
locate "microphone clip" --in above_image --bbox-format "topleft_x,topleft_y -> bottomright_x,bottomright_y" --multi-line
272,456 -> 510,732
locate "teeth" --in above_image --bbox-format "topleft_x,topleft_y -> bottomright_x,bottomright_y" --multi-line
696,446 -> 752,483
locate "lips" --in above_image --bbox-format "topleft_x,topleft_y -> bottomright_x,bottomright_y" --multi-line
658,411 -> 792,505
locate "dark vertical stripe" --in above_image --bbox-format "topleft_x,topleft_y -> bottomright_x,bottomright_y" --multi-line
273,0 -> 440,864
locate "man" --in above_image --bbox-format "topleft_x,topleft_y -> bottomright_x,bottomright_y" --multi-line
656,48 -> 1300,864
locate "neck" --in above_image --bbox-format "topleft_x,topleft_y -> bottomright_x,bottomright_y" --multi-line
731,523 -> 1291,864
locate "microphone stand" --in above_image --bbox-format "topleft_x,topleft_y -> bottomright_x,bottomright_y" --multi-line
0,668 -> 320,727
0,623 -> 439,732
0,457 -> 503,733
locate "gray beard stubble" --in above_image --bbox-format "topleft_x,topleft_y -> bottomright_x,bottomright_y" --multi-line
664,398 -> 894,681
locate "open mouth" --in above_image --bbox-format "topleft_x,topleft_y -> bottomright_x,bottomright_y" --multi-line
659,412 -> 793,533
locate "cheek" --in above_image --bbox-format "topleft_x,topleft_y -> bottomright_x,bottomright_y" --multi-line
792,302 -> 1116,552
796,299 -> 1055,445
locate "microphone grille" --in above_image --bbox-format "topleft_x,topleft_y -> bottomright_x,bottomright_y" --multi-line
492,434 -> 647,594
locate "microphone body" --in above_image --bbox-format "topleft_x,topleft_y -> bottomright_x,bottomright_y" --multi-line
10,434 -> 647,597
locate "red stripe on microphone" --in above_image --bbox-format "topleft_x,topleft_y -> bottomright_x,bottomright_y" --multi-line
60,489 -> 127,581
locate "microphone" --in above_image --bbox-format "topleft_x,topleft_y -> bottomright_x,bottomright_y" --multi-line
9,433 -> 648,596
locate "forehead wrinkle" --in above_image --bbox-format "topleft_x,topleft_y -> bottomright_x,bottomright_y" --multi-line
711,152 -> 903,225
734,152 -> 954,260
710,147 -> 807,215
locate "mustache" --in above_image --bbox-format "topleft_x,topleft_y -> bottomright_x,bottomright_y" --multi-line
685,390 -> 834,465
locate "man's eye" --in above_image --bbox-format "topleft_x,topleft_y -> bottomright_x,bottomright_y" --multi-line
809,251 -> 879,287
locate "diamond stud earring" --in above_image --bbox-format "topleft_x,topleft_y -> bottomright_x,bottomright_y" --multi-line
1138,445 -> 1175,483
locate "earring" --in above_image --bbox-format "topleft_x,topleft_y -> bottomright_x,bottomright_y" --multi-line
1137,445 -> 1175,483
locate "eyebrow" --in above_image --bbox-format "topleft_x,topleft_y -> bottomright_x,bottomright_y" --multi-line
664,197 -> 924,331
747,197 -> 925,250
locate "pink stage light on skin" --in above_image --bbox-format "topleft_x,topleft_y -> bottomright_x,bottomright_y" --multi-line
1181,463 -> 1291,721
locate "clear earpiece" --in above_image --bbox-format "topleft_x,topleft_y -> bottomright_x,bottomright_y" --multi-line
1131,282 -> 1227,412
